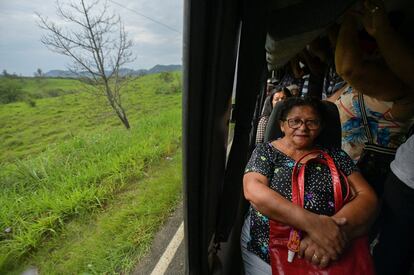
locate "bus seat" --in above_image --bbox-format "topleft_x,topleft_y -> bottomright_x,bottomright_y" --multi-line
263,100 -> 342,148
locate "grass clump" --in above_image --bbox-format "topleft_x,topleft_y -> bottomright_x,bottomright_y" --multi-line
0,108 -> 181,272
12,150 -> 182,275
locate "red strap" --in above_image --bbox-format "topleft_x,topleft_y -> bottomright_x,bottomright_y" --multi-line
291,150 -> 350,213
291,158 -> 302,207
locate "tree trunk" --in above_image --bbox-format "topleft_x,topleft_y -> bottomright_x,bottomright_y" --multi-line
119,113 -> 130,129
113,103 -> 130,130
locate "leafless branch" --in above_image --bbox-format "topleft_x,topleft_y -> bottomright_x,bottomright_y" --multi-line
36,0 -> 134,129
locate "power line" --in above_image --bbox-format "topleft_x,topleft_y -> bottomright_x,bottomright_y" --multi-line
108,0 -> 182,35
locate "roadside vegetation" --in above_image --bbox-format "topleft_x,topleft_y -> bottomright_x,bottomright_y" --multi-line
0,71 -> 182,273
0,77 -> 83,105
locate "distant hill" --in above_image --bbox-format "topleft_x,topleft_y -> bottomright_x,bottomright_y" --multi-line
147,64 -> 182,74
44,64 -> 182,78
43,70 -> 79,78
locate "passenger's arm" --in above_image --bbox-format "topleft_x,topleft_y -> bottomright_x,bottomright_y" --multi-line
332,171 -> 378,240
300,48 -> 325,79
335,15 -> 407,102
255,116 -> 267,144
362,0 -> 414,89
243,172 -> 347,259
290,55 -> 304,78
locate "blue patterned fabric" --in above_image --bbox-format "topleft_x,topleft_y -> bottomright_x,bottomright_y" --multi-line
335,86 -> 408,160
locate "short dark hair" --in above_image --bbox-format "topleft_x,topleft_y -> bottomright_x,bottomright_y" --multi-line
282,87 -> 292,98
277,97 -> 325,124
270,85 -> 292,97
269,85 -> 283,93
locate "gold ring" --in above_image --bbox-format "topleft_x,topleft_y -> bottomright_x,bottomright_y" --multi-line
370,6 -> 380,13
320,256 -> 329,267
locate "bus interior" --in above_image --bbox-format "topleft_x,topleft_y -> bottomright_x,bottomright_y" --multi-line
183,0 -> 414,274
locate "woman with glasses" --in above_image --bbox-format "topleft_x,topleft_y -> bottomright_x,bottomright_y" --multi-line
240,97 -> 377,274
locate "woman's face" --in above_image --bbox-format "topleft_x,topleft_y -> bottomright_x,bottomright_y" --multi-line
280,106 -> 322,149
272,91 -> 286,106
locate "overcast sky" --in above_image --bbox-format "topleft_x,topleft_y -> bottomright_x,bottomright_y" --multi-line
0,0 -> 183,76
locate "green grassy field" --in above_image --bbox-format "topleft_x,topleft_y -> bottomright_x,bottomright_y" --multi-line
0,72 -> 182,273
0,73 -> 181,162
20,77 -> 85,96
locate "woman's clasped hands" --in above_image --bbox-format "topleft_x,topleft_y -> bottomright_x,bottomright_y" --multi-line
298,215 -> 348,268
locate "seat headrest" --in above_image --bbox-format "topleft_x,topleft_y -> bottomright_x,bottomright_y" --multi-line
263,100 -> 342,148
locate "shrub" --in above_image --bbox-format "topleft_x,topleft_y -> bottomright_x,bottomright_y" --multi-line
155,83 -> 182,95
25,98 -> 37,107
79,77 -> 96,85
46,89 -> 64,97
159,72 -> 173,83
0,79 -> 24,104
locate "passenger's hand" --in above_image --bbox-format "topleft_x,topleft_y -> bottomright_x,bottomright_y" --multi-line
305,215 -> 347,260
361,0 -> 388,37
298,235 -> 332,268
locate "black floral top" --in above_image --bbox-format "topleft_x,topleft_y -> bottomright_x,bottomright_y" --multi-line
244,142 -> 357,263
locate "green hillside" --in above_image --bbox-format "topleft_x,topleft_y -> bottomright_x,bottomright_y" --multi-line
0,72 -> 183,273
0,73 -> 181,163
0,77 -> 85,105
20,77 -> 84,96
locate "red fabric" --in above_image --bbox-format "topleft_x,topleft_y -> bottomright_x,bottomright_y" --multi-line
269,150 -> 375,275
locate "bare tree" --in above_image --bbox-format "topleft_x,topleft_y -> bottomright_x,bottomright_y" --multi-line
37,0 -> 134,129
34,68 -> 43,77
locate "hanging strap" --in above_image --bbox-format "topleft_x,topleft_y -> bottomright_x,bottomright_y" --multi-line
358,92 -> 374,144
358,92 -> 397,156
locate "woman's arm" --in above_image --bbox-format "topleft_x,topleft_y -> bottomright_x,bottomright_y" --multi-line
244,172 -> 347,259
335,15 -> 407,102
298,170 -> 378,267
333,171 -> 378,239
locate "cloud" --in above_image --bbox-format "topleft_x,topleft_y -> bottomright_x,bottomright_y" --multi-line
0,0 -> 183,76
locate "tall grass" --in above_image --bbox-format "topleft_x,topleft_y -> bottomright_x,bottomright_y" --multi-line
13,149 -> 182,274
0,107 -> 181,271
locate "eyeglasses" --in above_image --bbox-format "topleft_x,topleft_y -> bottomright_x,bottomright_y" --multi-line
284,118 -> 321,129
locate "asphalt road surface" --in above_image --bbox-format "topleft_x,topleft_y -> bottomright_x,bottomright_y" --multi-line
133,201 -> 185,275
